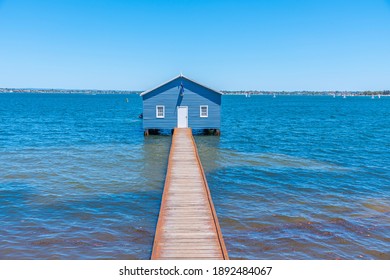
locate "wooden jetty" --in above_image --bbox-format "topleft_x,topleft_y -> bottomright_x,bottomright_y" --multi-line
151,128 -> 228,260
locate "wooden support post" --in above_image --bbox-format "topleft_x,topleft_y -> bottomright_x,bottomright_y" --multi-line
144,129 -> 149,136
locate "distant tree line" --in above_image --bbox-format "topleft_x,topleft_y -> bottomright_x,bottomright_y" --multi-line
221,90 -> 390,96
1,88 -> 390,96
222,90 -> 390,96
360,90 -> 390,96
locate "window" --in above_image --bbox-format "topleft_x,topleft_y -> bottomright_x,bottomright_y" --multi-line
156,105 -> 165,118
200,105 -> 208,118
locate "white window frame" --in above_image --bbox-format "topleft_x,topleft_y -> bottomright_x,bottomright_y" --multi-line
200,105 -> 208,118
156,105 -> 165,118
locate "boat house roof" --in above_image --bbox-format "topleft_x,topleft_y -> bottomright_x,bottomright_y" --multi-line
140,74 -> 223,97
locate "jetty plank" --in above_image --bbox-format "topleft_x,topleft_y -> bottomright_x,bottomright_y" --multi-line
151,128 -> 228,260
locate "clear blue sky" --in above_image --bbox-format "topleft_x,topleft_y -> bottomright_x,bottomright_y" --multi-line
1,0 -> 389,91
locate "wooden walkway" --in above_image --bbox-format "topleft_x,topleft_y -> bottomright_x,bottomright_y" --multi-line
151,128 -> 228,260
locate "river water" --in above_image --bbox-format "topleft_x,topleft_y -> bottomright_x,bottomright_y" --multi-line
0,93 -> 389,259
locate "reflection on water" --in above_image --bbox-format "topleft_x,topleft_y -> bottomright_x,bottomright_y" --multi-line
1,94 -> 389,259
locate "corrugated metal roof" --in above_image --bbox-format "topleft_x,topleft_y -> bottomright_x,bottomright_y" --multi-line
140,74 -> 223,96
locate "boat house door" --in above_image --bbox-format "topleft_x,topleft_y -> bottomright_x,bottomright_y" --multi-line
177,106 -> 188,128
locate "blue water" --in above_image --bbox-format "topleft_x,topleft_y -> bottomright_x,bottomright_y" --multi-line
0,94 -> 389,259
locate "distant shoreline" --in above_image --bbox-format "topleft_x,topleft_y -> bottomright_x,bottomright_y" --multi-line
0,89 -> 141,95
0,88 -> 389,96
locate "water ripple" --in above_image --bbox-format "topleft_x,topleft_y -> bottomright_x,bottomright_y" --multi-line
1,94 -> 390,259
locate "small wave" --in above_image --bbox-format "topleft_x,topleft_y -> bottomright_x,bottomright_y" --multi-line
362,199 -> 390,214
219,150 -> 352,172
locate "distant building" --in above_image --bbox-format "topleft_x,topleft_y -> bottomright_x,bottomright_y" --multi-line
140,74 -> 222,135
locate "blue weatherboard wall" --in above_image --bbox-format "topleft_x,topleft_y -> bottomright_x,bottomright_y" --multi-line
142,76 -> 221,130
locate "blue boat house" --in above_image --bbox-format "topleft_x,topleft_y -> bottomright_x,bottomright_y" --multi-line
140,74 -> 222,135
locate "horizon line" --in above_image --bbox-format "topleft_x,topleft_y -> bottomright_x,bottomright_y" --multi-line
1,87 -> 389,93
